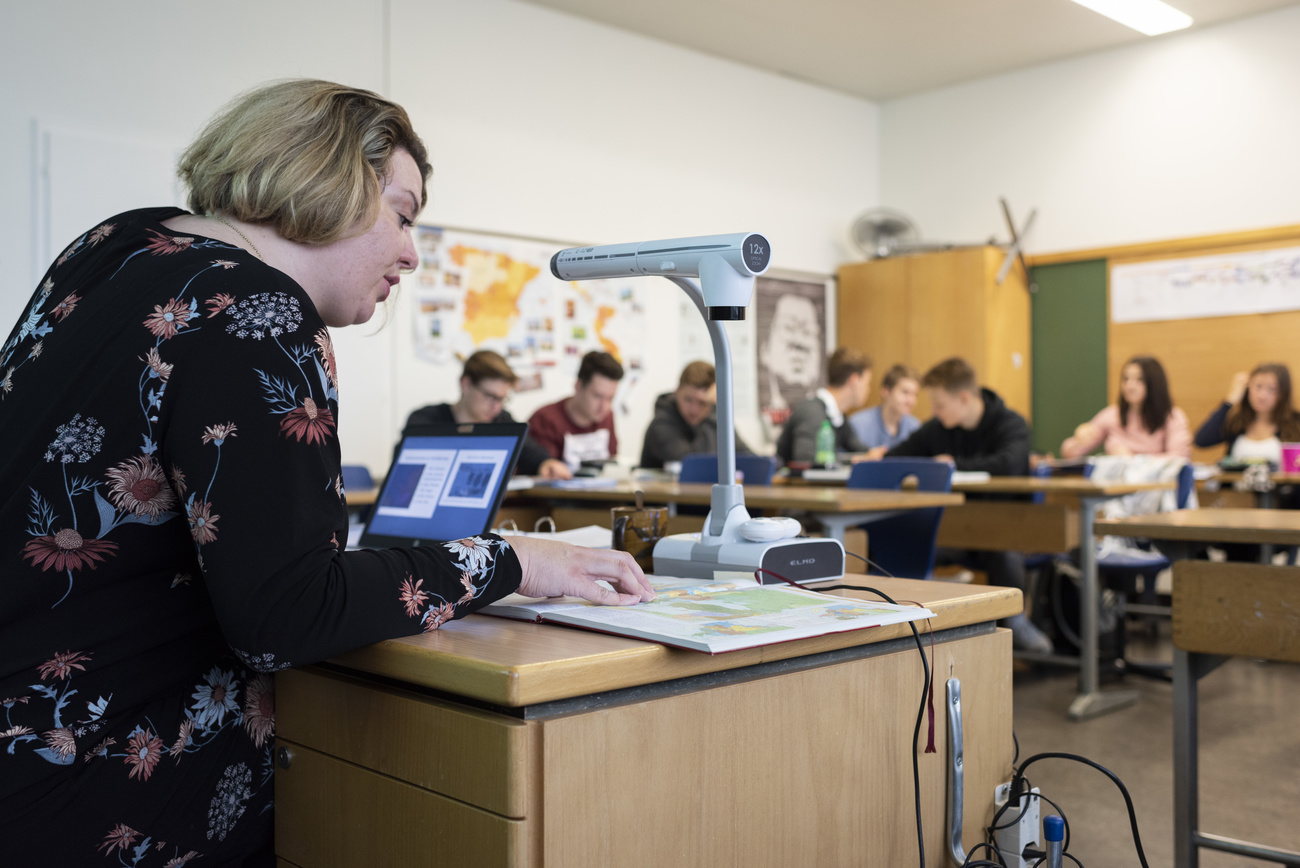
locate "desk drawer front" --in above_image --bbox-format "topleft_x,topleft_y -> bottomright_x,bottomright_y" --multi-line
937,502 -> 1076,554
1172,561 -> 1300,662
277,667 -> 535,817
275,740 -> 530,868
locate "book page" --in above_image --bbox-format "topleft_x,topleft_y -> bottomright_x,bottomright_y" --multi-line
540,583 -> 934,653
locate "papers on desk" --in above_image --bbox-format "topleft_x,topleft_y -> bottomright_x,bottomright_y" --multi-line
497,524 -> 613,548
951,471 -> 992,484
482,573 -> 935,654
533,477 -> 620,490
802,467 -> 851,482
506,475 -> 536,491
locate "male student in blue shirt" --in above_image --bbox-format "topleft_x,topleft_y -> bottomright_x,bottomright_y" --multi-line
886,356 -> 1053,653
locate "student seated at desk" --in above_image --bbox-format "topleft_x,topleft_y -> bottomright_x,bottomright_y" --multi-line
885,357 -> 1053,653
528,350 -> 623,473
1193,363 -> 1300,466
403,350 -> 570,479
1061,355 -> 1191,459
0,79 -> 654,867
848,363 -> 921,451
639,361 -> 754,469
775,347 -> 871,464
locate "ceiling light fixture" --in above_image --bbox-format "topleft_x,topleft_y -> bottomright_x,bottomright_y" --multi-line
1068,0 -> 1193,36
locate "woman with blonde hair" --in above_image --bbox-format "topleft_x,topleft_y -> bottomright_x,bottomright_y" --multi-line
0,80 -> 650,865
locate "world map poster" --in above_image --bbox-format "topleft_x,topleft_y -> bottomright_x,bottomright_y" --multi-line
409,226 -> 646,375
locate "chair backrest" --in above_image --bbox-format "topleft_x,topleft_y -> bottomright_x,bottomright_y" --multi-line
846,459 -> 953,579
1175,462 -> 1194,510
341,464 -> 375,491
846,458 -> 954,493
679,453 -> 778,486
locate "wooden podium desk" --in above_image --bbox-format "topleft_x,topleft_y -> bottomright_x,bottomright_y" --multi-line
275,578 -> 1020,868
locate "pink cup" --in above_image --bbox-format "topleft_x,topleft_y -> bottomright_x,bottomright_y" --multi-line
1281,443 -> 1300,473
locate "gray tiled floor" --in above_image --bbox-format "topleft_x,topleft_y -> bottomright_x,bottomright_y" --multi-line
1007,631 -> 1300,867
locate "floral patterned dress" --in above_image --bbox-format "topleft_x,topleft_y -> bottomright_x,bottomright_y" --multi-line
0,208 -> 522,866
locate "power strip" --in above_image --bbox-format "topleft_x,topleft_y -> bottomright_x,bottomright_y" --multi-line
993,782 -> 1041,868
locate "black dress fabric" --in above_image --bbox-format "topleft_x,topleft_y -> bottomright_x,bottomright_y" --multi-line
0,209 -> 521,865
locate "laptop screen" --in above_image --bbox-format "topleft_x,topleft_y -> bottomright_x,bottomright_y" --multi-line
359,422 -> 526,547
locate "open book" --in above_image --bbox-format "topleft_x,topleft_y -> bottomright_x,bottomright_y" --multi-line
482,574 -> 934,654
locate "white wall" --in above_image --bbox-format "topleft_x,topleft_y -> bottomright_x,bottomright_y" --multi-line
0,0 -> 879,475
880,4 -> 1300,256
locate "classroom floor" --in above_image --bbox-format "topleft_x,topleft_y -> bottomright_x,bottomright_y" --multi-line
1008,627 -> 1300,867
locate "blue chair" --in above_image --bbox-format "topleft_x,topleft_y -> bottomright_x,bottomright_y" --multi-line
846,459 -> 953,579
1092,461 -> 1195,678
341,464 -> 375,491
679,453 -> 778,486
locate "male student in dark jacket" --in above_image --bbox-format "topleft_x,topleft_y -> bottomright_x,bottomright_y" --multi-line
886,357 -> 1052,653
640,361 -> 753,468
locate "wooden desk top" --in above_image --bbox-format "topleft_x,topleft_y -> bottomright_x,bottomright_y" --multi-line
1095,508 -> 1300,545
782,473 -> 1171,498
346,487 -> 378,507
328,577 -> 1020,707
514,479 -> 963,512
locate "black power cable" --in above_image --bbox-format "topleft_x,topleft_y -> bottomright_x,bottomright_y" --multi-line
814,550 -> 933,868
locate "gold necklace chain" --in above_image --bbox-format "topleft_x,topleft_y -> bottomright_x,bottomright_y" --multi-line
208,214 -> 264,262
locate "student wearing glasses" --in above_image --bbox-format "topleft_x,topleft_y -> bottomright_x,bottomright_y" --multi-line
403,350 -> 571,479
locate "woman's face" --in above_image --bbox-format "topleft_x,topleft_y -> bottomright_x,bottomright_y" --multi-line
1120,363 -> 1146,407
308,149 -> 422,327
1248,372 -> 1279,416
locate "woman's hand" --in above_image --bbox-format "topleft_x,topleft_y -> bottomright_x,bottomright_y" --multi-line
1226,371 -> 1249,405
508,535 -> 656,605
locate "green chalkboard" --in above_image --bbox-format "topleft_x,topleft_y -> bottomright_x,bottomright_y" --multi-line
1029,260 -> 1109,455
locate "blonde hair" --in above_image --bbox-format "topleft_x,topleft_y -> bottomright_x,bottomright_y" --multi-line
178,79 -> 431,245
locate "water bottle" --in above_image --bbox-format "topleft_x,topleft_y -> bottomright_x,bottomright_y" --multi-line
814,420 -> 836,468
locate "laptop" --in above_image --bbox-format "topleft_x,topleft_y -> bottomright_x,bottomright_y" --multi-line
358,422 -> 527,548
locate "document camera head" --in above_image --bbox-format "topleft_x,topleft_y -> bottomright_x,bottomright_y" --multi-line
550,233 -> 772,320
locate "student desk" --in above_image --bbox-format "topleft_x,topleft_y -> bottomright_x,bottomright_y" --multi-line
507,479 -> 964,544
274,577 -> 1019,867
1094,509 -> 1300,867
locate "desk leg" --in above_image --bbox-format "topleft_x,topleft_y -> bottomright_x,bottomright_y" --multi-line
1068,497 -> 1139,721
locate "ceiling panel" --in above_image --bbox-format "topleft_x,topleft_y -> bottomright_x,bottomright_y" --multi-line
521,0 -> 1299,99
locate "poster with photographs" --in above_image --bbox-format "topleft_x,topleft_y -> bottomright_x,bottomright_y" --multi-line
754,273 -> 829,442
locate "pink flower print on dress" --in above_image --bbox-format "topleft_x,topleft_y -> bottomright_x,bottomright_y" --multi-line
144,229 -> 193,255
43,726 -> 77,761
141,347 -> 172,381
105,455 -> 177,520
22,530 -> 118,572
205,293 -> 236,318
87,222 -> 116,245
36,650 -> 92,681
399,575 -> 429,618
314,329 -> 338,389
50,292 -> 80,322
201,422 -> 237,445
279,398 -> 335,445
124,728 -> 165,780
144,298 -> 193,339
99,823 -> 140,854
187,501 -> 220,545
423,602 -> 456,632
243,675 -> 274,748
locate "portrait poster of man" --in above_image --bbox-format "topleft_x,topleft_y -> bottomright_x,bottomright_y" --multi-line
755,274 -> 828,442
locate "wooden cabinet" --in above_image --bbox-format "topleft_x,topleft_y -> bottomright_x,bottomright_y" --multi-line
838,247 -> 1031,421
274,579 -> 1019,867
